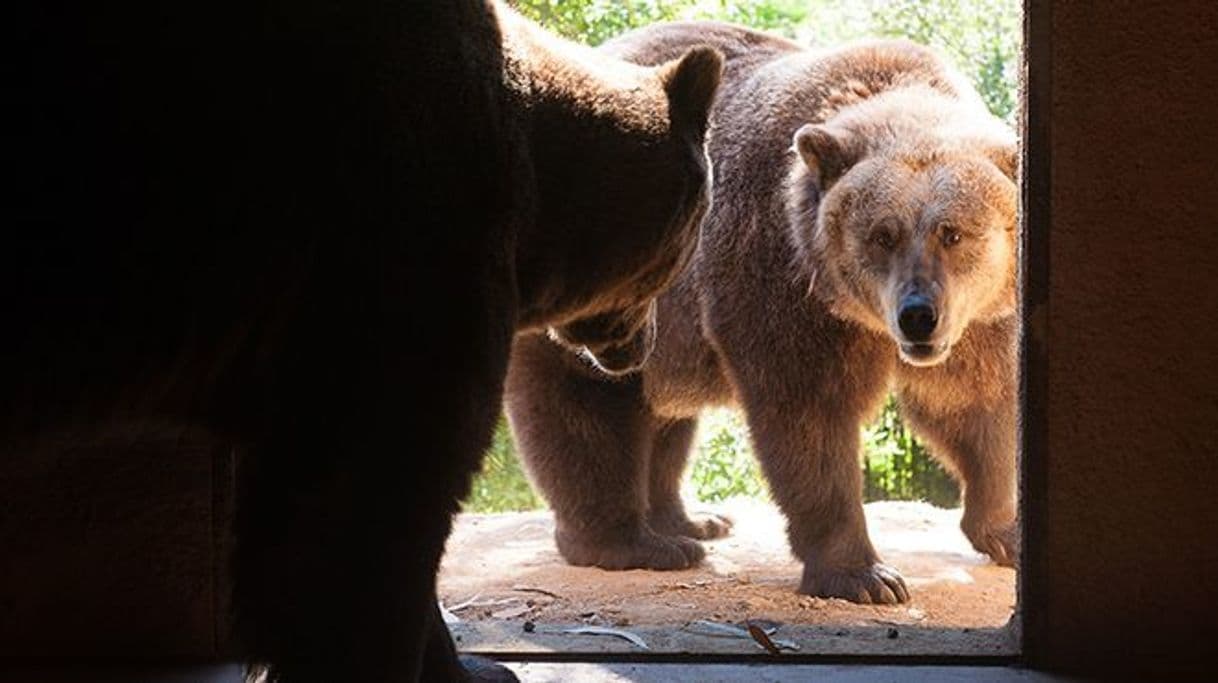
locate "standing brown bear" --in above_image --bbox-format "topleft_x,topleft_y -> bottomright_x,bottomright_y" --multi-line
506,21 -> 1020,604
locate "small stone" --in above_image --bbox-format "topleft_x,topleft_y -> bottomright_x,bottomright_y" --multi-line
886,627 -> 899,639
799,596 -> 822,609
522,621 -> 535,633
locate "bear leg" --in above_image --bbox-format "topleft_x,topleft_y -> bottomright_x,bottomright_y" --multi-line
645,418 -> 734,540
424,602 -> 519,682
744,401 -> 910,604
898,394 -> 1020,567
505,334 -> 704,570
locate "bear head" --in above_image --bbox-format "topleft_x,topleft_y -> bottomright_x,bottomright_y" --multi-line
501,8 -> 723,375
789,88 -> 1018,367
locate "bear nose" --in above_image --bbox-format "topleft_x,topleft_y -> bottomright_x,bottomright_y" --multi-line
898,295 -> 938,342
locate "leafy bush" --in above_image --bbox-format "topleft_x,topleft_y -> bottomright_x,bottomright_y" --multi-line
511,0 -> 1020,120
862,396 -> 960,507
465,0 -> 1019,512
511,0 -> 808,45
687,409 -> 768,502
466,399 -> 959,512
886,0 -> 1020,121
512,0 -> 693,46
686,0 -> 809,35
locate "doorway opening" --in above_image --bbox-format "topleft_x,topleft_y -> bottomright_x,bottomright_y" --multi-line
443,0 -> 1027,661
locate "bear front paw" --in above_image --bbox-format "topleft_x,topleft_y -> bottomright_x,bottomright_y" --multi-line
798,561 -> 910,604
556,525 -> 705,570
962,516 -> 1020,568
648,508 -> 734,540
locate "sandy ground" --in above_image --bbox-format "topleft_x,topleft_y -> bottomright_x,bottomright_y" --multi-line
438,499 -> 1018,656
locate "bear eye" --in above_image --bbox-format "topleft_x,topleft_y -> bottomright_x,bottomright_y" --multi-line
941,224 -> 962,247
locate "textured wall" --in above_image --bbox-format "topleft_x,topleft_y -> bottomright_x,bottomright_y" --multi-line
1026,0 -> 1218,675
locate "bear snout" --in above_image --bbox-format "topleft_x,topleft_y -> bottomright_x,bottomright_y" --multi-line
895,294 -> 953,366
897,294 -> 938,343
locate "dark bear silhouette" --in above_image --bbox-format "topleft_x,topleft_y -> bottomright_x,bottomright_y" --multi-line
507,21 -> 1019,605
6,2 -> 720,681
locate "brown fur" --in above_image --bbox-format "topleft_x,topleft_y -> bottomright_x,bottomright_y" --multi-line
499,6 -> 722,338
506,21 -> 1018,604
234,6 -> 726,679
6,2 -> 720,682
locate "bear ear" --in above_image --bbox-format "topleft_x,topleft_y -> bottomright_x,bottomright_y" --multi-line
986,141 -> 1019,181
793,123 -> 858,190
661,46 -> 724,141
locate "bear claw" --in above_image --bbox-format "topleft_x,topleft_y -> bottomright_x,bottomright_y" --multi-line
649,509 -> 734,540
798,562 -> 910,604
963,518 -> 1020,568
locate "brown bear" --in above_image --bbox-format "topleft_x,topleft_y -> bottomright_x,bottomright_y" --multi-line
506,20 -> 1019,605
5,2 -> 719,682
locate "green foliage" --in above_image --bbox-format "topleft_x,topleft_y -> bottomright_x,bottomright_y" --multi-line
862,396 -> 960,507
687,409 -> 768,502
464,401 -> 960,512
687,403 -> 960,507
510,0 -> 808,45
877,0 -> 1020,120
510,0 -> 695,46
686,0 -> 809,36
511,0 -> 1021,120
800,0 -> 1021,120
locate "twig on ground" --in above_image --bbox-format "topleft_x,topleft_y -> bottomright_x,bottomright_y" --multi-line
446,593 -> 483,612
556,626 -> 649,650
511,584 -> 564,599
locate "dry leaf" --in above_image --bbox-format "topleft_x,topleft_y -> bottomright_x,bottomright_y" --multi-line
746,622 -> 781,655
684,620 -> 799,652
511,585 -> 564,599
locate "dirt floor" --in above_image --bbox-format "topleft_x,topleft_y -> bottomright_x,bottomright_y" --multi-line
438,499 -> 1018,657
